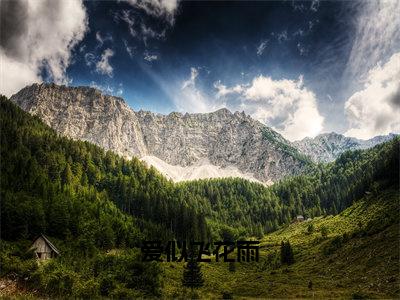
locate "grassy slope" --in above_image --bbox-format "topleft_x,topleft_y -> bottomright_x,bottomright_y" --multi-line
162,187 -> 399,299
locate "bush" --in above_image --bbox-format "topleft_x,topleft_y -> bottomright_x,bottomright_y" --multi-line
307,223 -> 315,234
229,261 -> 236,272
74,278 -> 100,298
99,274 -> 116,296
0,243 -> 38,279
110,284 -> 144,299
352,291 -> 368,299
323,236 -> 344,256
280,241 -> 294,265
320,226 -> 329,238
222,292 -> 233,299
44,268 -> 77,296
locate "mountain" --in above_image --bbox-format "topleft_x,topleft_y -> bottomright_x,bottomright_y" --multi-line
294,132 -> 397,163
10,83 -> 310,184
1,94 -> 399,298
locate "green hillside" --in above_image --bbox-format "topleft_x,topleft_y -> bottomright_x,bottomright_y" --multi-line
0,95 -> 399,298
178,136 -> 399,238
162,187 -> 399,298
0,95 -> 208,244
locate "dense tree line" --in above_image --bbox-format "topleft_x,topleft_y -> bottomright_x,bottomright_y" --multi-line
177,134 -> 399,238
1,95 -> 398,244
0,95 -> 398,298
0,96 -> 208,244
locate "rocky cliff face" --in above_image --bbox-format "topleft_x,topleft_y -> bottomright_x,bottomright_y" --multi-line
11,83 -> 148,158
294,132 -> 397,163
10,83 -> 309,183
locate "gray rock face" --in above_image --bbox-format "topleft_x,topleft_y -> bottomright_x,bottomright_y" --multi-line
293,132 -> 397,163
11,83 -> 148,157
10,83 -> 309,183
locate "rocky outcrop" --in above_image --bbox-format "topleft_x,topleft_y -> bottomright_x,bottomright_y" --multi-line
11,83 -> 148,157
10,83 -> 310,183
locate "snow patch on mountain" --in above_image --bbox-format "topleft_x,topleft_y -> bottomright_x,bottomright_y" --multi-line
140,156 -> 270,185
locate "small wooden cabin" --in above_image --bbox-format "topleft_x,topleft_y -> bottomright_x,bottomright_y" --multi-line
30,234 -> 60,260
293,215 -> 305,223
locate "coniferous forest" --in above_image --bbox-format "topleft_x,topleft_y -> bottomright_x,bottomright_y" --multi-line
0,95 -> 399,298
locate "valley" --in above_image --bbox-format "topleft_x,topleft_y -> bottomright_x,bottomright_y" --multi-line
1,0 -> 399,298
0,92 -> 398,298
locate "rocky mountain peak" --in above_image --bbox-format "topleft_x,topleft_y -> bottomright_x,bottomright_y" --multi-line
11,83 -> 395,182
294,132 -> 396,163
212,107 -> 232,116
10,83 -> 310,183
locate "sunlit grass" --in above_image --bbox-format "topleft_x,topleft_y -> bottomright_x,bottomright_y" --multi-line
161,189 -> 399,298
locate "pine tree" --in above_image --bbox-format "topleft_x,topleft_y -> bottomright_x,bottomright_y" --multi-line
307,223 -> 315,234
182,246 -> 204,292
62,163 -> 73,185
228,261 -> 236,272
280,241 -> 294,265
286,241 -> 294,265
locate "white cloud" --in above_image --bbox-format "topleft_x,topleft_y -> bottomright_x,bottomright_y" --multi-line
308,20 -> 315,31
310,0 -> 320,12
95,31 -> 113,47
123,40 -> 135,58
215,75 -> 324,141
182,67 -> 198,89
0,0 -> 88,97
90,81 -> 124,96
172,67 -> 218,113
214,81 -> 244,98
143,51 -> 158,62
292,29 -> 305,37
256,40 -> 268,56
124,0 -> 180,24
115,1 -> 180,49
0,52 -> 39,96
96,48 -> 114,77
344,52 -> 400,139
276,30 -> 288,43
297,42 -> 308,56
119,10 -> 137,37
116,86 -> 124,96
346,0 -> 400,81
173,69 -> 324,140
141,23 -> 166,43
84,52 -> 96,66
292,2 -> 305,12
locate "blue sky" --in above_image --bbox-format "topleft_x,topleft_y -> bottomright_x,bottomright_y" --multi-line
70,1 -> 349,114
1,0 -> 399,140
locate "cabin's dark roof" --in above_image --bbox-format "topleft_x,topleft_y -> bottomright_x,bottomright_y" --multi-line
32,234 -> 60,255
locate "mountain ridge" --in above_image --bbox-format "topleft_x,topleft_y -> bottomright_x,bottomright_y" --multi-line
10,83 -> 396,182
10,83 -> 308,183
294,132 -> 397,163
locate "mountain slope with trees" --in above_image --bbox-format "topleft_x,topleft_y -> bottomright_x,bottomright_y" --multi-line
0,95 -> 398,298
0,95 -> 208,244
162,187 -> 399,298
10,83 -> 311,183
178,136 -> 398,238
1,93 -> 398,240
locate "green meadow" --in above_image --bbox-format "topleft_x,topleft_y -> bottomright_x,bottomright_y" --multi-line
162,188 -> 399,299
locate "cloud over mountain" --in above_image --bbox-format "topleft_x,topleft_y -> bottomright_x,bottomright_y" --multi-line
345,52 -> 400,139
0,0 -> 88,97
215,75 -> 324,141
96,49 -> 114,77
346,0 -> 400,81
